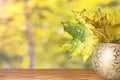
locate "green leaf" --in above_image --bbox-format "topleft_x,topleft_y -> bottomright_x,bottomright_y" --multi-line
61,15 -> 98,62
62,22 -> 86,42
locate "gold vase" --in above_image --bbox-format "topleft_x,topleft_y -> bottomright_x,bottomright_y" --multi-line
92,43 -> 120,80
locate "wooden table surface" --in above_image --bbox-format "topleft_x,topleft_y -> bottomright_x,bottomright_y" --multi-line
0,69 -> 106,80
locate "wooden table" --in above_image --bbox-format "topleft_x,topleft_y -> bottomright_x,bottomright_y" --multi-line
0,69 -> 105,80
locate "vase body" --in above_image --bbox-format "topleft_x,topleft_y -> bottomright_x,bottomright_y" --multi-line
92,43 -> 120,80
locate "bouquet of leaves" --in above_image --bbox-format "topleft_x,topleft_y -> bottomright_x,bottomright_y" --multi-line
61,9 -> 120,62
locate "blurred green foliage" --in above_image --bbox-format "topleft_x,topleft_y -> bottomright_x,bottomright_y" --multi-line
0,0 -> 119,68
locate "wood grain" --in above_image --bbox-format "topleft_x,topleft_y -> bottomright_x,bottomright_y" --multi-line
0,69 -> 106,80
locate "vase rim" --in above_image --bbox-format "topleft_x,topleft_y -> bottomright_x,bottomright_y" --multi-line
98,42 -> 120,45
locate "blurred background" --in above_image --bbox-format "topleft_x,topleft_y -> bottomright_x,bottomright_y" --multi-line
0,0 -> 119,68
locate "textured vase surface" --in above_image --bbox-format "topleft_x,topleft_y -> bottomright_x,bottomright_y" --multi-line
92,43 -> 120,80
